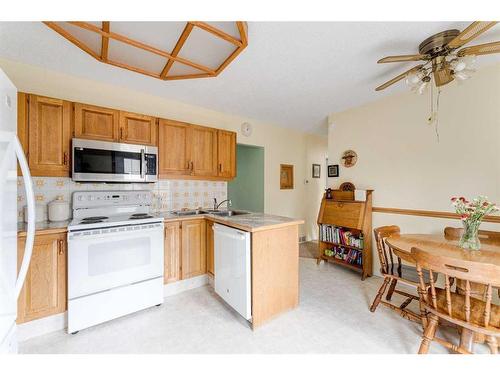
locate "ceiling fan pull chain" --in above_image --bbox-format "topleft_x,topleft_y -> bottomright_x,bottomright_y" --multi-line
434,88 -> 441,143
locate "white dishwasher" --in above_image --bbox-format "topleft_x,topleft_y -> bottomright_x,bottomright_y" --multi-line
213,223 -> 251,320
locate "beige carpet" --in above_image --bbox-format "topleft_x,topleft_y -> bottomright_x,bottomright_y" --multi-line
299,241 -> 318,259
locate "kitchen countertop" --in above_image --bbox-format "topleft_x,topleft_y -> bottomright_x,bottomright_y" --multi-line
17,220 -> 71,237
159,211 -> 304,232
17,211 -> 304,236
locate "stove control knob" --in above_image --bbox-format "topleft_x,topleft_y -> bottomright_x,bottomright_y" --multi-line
77,196 -> 83,201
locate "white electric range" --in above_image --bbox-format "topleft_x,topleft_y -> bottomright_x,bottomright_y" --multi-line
67,190 -> 164,334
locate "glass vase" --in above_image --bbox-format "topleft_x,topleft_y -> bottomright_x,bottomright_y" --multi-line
459,221 -> 481,251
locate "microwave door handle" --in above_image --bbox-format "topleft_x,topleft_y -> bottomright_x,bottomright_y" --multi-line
140,149 -> 146,180
14,135 -> 36,298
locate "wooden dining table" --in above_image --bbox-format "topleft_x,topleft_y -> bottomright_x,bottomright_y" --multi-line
386,233 -> 500,352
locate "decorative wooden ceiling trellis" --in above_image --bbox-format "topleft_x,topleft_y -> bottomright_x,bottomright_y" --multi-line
43,21 -> 248,81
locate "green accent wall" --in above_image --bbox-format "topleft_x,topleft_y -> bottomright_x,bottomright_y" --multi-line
228,144 -> 264,213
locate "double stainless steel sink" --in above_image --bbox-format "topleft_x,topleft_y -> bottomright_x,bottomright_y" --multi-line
171,209 -> 249,217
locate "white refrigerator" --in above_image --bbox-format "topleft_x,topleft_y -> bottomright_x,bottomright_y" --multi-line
0,68 -> 35,353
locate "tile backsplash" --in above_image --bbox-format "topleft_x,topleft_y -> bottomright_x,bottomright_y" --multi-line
17,177 -> 227,222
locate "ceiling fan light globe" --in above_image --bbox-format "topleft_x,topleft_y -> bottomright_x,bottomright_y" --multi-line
406,72 -> 421,86
451,59 -> 467,72
417,81 -> 428,95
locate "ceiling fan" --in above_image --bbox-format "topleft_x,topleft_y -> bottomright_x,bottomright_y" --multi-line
375,21 -> 499,92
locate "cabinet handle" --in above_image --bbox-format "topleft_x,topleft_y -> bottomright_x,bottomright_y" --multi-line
58,240 -> 64,255
219,163 -> 222,172
63,152 -> 68,166
120,128 -> 124,139
190,161 -> 194,174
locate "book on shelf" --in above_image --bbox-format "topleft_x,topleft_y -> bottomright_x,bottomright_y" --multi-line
323,246 -> 363,266
319,224 -> 364,249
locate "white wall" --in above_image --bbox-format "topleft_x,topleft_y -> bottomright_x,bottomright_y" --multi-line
1,58 -> 328,237
304,135 -> 328,240
328,63 -> 500,275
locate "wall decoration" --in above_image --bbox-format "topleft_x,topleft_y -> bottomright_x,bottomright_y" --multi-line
341,150 -> 358,168
328,164 -> 339,177
280,164 -> 294,190
312,164 -> 321,178
241,122 -> 252,137
339,182 -> 356,192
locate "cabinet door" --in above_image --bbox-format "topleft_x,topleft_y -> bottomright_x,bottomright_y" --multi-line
28,95 -> 72,176
17,233 -> 67,323
164,221 -> 181,284
187,126 -> 218,177
206,220 -> 214,275
217,130 -> 236,178
158,119 -> 189,176
74,103 -> 119,142
181,219 -> 207,279
17,93 -> 29,176
119,111 -> 157,146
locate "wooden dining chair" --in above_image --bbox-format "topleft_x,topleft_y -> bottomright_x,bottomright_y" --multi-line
444,227 -> 500,299
370,225 -> 432,323
412,247 -> 500,354
444,226 -> 500,244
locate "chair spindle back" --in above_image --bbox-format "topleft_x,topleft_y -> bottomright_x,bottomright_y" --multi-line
373,225 -> 400,275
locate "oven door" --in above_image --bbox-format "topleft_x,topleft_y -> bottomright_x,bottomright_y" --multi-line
72,138 -> 157,182
67,223 -> 164,299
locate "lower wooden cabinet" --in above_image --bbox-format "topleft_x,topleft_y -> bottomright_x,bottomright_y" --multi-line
163,219 -> 208,282
206,221 -> 214,275
164,221 -> 181,284
181,219 -> 207,279
17,233 -> 67,323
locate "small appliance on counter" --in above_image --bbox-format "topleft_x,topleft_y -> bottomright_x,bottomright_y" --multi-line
24,203 -> 47,223
48,197 -> 71,221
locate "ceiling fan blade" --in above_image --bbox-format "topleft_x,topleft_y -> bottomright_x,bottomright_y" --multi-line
458,40 -> 500,56
375,65 -> 423,91
377,54 -> 428,63
447,21 -> 498,49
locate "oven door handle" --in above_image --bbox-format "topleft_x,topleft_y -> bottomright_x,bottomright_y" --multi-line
140,149 -> 146,180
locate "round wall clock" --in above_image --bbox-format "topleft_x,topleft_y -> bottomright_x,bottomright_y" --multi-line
241,122 -> 252,137
341,150 -> 358,168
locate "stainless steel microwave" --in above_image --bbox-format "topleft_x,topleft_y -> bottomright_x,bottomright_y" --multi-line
72,138 -> 158,183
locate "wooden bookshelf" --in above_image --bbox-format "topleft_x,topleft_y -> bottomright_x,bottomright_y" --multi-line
317,188 -> 373,280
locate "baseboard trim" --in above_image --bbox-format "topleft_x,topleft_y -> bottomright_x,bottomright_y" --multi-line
163,274 -> 208,297
18,274 -> 209,342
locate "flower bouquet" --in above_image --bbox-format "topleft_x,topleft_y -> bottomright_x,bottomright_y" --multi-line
451,196 -> 499,250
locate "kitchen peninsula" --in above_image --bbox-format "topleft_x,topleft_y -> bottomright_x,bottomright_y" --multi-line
17,210 -> 303,331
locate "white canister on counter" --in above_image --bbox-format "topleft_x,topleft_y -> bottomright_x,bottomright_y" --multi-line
24,203 -> 47,223
48,197 -> 71,222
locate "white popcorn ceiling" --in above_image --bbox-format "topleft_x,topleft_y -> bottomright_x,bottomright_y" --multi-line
1,22 -> 499,135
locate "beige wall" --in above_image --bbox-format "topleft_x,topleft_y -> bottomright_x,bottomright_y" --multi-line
328,63 -> 500,275
1,58 -> 328,237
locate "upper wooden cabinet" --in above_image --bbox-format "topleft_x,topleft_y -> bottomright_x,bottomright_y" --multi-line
28,94 -> 72,177
158,119 -> 189,176
217,130 -> 236,179
74,103 -> 119,142
181,219 -> 207,279
187,125 -> 218,177
119,111 -> 157,146
17,233 -> 67,323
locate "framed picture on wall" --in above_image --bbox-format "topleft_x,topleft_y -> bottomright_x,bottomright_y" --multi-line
328,164 -> 339,177
280,164 -> 294,189
312,164 -> 321,178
